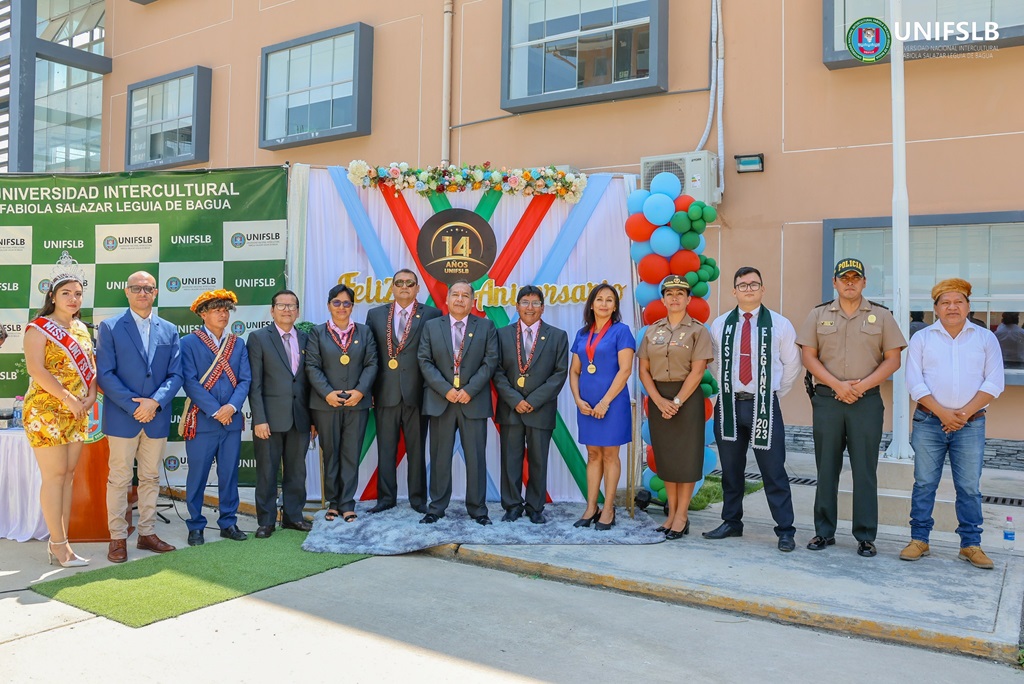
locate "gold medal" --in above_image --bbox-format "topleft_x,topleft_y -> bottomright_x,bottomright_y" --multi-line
454,376 -> 460,388
340,354 -> 350,365
388,358 -> 399,370
517,376 -> 525,388
587,363 -> 597,374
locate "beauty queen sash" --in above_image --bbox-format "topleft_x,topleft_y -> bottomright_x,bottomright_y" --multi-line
719,306 -> 774,449
29,317 -> 95,391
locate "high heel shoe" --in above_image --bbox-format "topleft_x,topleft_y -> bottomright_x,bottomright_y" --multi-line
573,508 -> 602,528
665,520 -> 690,540
594,508 -> 616,531
47,539 -> 89,568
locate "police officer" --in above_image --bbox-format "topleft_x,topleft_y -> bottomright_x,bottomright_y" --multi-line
797,258 -> 906,557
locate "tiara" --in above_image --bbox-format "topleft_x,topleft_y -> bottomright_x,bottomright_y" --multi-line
50,250 -> 87,286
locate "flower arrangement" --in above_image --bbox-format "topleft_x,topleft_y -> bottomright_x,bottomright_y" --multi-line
348,160 -> 588,203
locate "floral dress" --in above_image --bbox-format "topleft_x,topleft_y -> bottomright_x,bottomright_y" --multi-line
23,319 -> 94,448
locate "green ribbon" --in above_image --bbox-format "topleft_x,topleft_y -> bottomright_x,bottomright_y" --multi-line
720,306 -> 774,449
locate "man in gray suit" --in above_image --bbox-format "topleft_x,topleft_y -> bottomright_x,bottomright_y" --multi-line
365,269 -> 442,514
247,290 -> 314,538
417,280 -> 498,525
493,286 -> 569,524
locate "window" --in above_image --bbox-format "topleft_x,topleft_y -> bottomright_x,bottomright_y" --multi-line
824,212 -> 1024,381
824,0 -> 1024,69
125,67 -> 211,170
259,23 -> 373,150
501,0 -> 668,114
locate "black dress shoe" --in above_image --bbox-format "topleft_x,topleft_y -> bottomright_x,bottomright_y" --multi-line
778,535 -> 796,552
665,528 -> 686,540
702,522 -> 743,540
220,525 -> 248,541
594,508 -> 616,531
857,541 -> 877,557
281,520 -> 313,532
654,525 -> 668,533
368,502 -> 396,514
573,508 -> 601,528
501,507 -> 524,523
473,515 -> 493,526
255,525 -> 274,539
419,513 -> 442,524
527,510 -> 546,524
187,530 -> 204,546
806,535 -> 836,551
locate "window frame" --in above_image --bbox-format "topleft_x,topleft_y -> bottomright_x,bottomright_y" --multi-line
124,65 -> 211,171
823,0 -> 1024,69
500,0 -> 669,114
258,22 -> 374,151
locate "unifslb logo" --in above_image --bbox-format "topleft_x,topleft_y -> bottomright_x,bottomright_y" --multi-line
231,233 -> 246,248
230,321 -> 245,335
164,455 -> 180,472
847,18 -> 891,63
38,278 -> 52,294
416,208 -> 497,285
102,236 -> 118,251
166,276 -> 182,292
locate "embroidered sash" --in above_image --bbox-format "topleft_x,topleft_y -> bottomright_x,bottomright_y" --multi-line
29,317 -> 95,391
179,330 -> 238,440
719,307 -> 774,449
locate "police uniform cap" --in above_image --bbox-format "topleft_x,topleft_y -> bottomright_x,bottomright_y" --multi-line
834,258 -> 865,278
660,274 -> 692,294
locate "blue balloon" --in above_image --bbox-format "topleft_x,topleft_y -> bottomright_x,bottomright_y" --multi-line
649,226 -> 680,257
693,476 -> 705,495
702,447 -> 718,476
634,283 -> 659,307
704,419 -> 715,445
642,193 -> 676,226
641,419 -> 651,444
630,240 -> 654,264
649,172 -> 682,199
642,467 -> 655,491
695,234 -> 707,255
635,324 -> 649,346
627,189 -> 651,215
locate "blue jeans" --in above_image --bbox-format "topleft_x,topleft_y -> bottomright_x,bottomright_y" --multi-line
909,409 -> 985,547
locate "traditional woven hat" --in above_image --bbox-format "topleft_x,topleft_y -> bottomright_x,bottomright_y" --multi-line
931,278 -> 971,303
190,289 -> 238,314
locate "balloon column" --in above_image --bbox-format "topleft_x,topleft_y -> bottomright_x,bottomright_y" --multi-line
627,172 -> 721,504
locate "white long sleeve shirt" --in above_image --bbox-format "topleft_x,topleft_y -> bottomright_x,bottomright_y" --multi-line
906,321 -> 1004,408
710,306 -> 803,397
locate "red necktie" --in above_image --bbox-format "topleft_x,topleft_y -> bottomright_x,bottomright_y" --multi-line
739,312 -> 753,385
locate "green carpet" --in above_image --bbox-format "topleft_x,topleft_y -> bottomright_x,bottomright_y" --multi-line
32,530 -> 366,628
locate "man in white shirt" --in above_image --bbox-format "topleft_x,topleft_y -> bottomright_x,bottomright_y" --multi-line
704,267 -> 803,552
901,278 -> 1004,569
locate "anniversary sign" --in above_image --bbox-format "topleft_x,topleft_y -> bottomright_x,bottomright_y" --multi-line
416,208 -> 497,284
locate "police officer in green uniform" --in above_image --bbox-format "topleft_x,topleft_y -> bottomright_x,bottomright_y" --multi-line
797,258 -> 907,557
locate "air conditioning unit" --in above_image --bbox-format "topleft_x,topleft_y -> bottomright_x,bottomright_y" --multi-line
640,151 -> 721,206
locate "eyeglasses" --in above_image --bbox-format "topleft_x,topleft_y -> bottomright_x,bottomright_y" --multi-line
519,301 -> 544,308
273,303 -> 298,311
393,279 -> 417,288
330,299 -> 354,309
735,282 -> 762,292
128,285 -> 156,294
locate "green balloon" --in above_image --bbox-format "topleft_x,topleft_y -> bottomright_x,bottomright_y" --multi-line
669,212 -> 692,234
703,370 -> 714,383
702,205 -> 717,222
650,475 -> 664,490
691,281 -> 709,298
680,230 -> 701,250
711,265 -> 721,281
687,204 -> 703,220
697,267 -> 711,282
691,200 -> 705,209
655,487 -> 667,502
690,218 -> 706,233
706,256 -> 717,267
684,271 -> 700,287
700,383 -> 712,398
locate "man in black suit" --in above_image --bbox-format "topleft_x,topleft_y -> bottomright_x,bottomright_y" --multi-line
365,269 -> 442,514
493,286 -> 569,524
417,280 -> 498,525
247,289 -> 314,538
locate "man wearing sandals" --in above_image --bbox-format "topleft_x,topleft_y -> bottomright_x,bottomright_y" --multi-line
900,278 -> 1004,569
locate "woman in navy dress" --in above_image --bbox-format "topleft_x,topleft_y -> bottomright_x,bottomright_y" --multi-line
569,284 -> 635,530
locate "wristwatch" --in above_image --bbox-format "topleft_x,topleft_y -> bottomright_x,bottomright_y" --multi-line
672,397 -> 682,406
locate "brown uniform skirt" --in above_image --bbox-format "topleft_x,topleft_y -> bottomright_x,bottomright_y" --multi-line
648,380 -> 705,483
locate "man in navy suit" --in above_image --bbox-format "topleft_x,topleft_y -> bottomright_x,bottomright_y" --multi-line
96,271 -> 183,563
247,290 -> 314,538
180,289 -> 252,546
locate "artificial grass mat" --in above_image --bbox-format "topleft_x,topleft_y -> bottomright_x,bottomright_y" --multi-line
32,530 -> 367,628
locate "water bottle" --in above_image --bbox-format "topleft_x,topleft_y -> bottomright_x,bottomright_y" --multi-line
1004,516 -> 1015,551
12,396 -> 23,429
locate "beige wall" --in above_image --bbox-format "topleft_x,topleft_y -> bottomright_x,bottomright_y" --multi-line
104,0 -> 1024,438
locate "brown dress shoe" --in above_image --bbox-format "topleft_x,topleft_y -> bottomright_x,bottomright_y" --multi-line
899,540 -> 930,561
107,539 -> 128,563
137,534 -> 176,553
958,546 -> 994,569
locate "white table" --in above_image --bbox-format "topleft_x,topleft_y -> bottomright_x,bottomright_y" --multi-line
0,429 -> 48,542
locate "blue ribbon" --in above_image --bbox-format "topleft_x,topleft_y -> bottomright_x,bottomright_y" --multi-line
530,173 -> 613,285
328,166 -> 395,279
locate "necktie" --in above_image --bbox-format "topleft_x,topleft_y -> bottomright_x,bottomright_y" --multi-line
739,312 -> 753,385
524,326 -> 533,351
283,332 -> 298,374
453,320 -> 465,354
399,308 -> 409,342
140,319 -> 150,356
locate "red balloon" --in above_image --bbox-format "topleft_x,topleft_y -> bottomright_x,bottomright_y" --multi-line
687,296 -> 711,323
669,249 -> 701,276
704,397 -> 713,421
674,194 -> 696,212
643,396 -> 649,416
643,300 -> 667,325
646,444 -> 658,474
637,254 -> 671,284
625,213 -> 659,242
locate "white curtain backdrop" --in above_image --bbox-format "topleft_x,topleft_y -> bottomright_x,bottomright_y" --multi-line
297,170 -> 635,502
